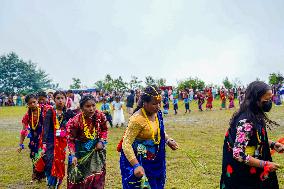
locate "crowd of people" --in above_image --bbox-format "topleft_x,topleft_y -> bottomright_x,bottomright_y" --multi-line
13,81 -> 284,189
2,83 -> 284,111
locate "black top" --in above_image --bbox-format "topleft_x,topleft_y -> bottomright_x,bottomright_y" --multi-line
126,94 -> 135,108
220,113 -> 279,189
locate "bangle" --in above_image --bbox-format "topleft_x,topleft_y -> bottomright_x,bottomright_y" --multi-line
19,144 -> 24,149
133,163 -> 141,170
264,161 -> 268,167
270,142 -> 276,150
101,140 -> 108,146
260,160 -> 268,168
259,160 -> 263,168
68,154 -> 76,164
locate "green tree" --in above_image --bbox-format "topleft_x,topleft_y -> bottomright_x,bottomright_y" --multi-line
156,78 -> 166,87
129,75 -> 142,89
0,52 -> 52,94
177,77 -> 205,91
113,76 -> 128,92
69,78 -> 81,89
103,74 -> 113,92
94,80 -> 104,91
222,77 -> 233,89
269,72 -> 284,85
145,76 -> 156,86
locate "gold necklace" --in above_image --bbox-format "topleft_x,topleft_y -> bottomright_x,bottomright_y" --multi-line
82,114 -> 96,140
141,108 -> 160,144
55,110 -> 64,129
31,107 -> 40,130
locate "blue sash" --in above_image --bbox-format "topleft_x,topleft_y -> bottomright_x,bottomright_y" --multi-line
120,111 -> 166,189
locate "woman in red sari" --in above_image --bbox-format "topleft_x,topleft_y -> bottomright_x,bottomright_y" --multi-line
42,91 -> 75,188
67,94 -> 108,189
206,88 -> 213,110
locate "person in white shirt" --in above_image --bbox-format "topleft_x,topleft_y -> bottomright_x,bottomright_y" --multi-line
66,90 -> 81,113
112,96 -> 125,127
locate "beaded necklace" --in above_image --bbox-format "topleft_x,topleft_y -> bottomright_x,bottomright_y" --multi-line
31,107 -> 40,130
55,109 -> 64,129
82,114 -> 96,140
141,108 -> 160,144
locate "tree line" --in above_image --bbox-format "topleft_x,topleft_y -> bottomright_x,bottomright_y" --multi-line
0,52 -> 283,95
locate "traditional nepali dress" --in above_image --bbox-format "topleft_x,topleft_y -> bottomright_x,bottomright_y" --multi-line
42,107 -> 75,188
220,92 -> 226,109
119,110 -> 166,189
197,94 -> 205,111
220,113 -> 279,189
206,92 -> 213,109
228,94 -> 235,109
66,111 -> 108,189
21,106 -> 46,181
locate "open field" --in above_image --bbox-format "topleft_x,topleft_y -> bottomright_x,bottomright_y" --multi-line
0,100 -> 284,189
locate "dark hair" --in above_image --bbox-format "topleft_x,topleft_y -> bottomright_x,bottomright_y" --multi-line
37,91 -> 47,98
130,90 -> 134,94
230,81 -> 278,129
25,93 -> 37,103
79,94 -> 96,108
133,85 -> 161,114
67,90 -> 73,94
53,90 -> 66,99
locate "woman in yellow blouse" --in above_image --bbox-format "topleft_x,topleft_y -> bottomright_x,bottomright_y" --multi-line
119,85 -> 178,189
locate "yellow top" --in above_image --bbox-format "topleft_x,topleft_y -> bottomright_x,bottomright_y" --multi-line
122,110 -> 167,162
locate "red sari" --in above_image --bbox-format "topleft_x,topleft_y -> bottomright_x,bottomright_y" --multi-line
206,91 -> 213,109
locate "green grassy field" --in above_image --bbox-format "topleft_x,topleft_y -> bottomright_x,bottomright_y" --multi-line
0,100 -> 284,189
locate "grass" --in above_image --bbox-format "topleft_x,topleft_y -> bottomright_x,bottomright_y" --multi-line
0,100 -> 284,189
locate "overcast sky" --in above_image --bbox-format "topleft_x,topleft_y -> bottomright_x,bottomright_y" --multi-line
1,0 -> 284,88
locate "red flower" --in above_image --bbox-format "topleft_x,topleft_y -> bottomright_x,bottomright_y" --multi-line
227,164 -> 233,174
250,167 -> 256,174
225,130 -> 229,137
